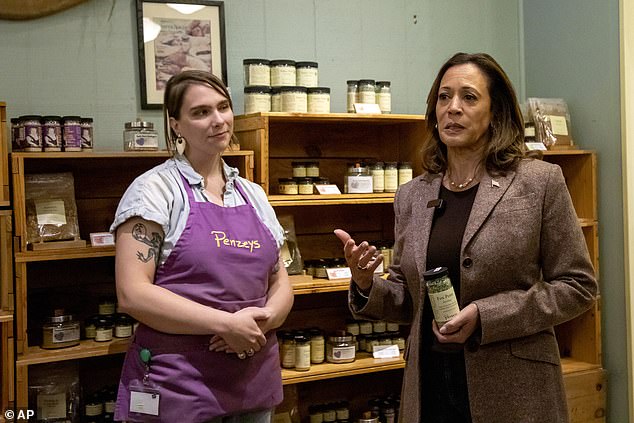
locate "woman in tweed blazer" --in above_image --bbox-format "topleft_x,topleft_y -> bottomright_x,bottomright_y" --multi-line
335,52 -> 597,423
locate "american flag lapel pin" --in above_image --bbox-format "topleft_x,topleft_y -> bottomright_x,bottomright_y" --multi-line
492,180 -> 500,188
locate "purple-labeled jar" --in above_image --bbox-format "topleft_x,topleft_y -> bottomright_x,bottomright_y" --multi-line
80,118 -> 94,150
10,118 -> 22,151
21,115 -> 42,152
42,115 -> 63,152
62,116 -> 82,152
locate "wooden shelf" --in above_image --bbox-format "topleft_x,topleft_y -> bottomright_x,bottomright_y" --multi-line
269,193 -> 395,207
281,352 -> 405,385
10,149 -> 251,159
0,311 -> 12,323
239,112 -> 425,124
290,275 -> 349,294
16,338 -> 130,366
15,245 -> 115,262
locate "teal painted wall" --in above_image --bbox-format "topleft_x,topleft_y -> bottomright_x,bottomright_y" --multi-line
0,0 -> 521,149
522,1 -> 625,420
0,0 -> 626,420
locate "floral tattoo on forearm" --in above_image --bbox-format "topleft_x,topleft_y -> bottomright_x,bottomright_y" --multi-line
132,223 -> 162,267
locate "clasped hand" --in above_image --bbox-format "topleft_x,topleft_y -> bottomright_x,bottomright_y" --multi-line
208,306 -> 271,356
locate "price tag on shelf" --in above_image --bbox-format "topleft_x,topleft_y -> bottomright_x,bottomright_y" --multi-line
314,184 -> 341,194
326,267 -> 352,280
372,344 -> 400,359
353,103 -> 381,114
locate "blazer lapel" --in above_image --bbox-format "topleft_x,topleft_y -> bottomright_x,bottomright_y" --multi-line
412,173 -> 443,278
462,170 -> 516,249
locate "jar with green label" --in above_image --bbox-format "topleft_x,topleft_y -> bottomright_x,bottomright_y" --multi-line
422,266 -> 460,326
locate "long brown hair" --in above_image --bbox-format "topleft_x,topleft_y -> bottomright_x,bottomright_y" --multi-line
162,70 -> 238,155
422,52 -> 525,175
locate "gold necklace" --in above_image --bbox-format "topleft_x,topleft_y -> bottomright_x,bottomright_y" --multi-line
448,175 -> 475,190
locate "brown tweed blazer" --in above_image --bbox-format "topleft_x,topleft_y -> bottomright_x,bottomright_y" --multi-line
349,158 -> 597,423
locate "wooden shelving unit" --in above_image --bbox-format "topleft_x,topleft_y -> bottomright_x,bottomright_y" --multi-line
7,113 -> 605,422
235,113 -> 605,422
11,149 -> 254,408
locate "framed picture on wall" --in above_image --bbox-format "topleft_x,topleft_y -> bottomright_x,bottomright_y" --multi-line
136,0 -> 227,109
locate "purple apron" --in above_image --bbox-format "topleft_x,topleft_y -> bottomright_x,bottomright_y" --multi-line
115,174 -> 282,422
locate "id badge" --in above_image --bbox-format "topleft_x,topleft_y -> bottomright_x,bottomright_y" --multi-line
128,379 -> 160,420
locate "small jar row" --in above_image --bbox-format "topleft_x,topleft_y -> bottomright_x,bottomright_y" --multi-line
41,310 -> 136,349
11,115 -> 93,152
279,328 -> 405,372
347,79 -> 391,114
84,385 -> 118,423
278,176 -> 331,195
307,394 -> 400,423
245,85 -> 331,114
244,59 -> 319,87
346,161 -> 412,194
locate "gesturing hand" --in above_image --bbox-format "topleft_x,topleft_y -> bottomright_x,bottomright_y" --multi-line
334,229 -> 383,292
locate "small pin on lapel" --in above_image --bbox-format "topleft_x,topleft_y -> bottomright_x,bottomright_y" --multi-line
492,180 -> 500,188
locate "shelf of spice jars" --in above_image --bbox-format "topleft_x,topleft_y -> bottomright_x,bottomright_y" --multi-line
16,337 -> 131,366
268,193 -> 395,207
289,275 -> 350,295
281,352 -> 405,385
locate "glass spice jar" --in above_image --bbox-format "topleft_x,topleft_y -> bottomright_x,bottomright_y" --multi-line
95,316 -> 114,342
371,162 -> 385,193
346,80 -> 359,113
398,162 -> 413,186
358,79 -> 376,104
307,87 -> 330,113
243,86 -> 272,114
84,315 -> 99,340
80,117 -> 94,150
42,311 -> 80,349
123,119 -> 159,151
271,87 -> 282,112
278,178 -> 299,195
21,115 -> 43,152
292,161 -> 307,177
279,331 -> 296,369
270,59 -> 297,86
308,328 -> 325,364
296,177 -> 314,195
243,58 -> 271,86
296,61 -> 319,87
422,266 -> 460,326
280,86 -> 308,113
294,333 -> 311,371
62,115 -> 82,152
376,81 -> 392,114
384,162 -> 399,193
305,161 -> 320,177
326,330 -> 356,364
42,115 -> 63,152
114,313 -> 134,338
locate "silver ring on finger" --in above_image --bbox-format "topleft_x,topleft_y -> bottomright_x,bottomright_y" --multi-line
247,348 -> 255,357
357,264 -> 368,270
237,351 -> 247,360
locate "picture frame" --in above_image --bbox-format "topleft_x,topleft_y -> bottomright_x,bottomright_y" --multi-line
136,0 -> 227,109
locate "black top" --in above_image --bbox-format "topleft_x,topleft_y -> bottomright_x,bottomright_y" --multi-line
422,184 -> 478,350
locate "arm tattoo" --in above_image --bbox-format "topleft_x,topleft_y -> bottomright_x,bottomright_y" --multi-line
132,223 -> 163,267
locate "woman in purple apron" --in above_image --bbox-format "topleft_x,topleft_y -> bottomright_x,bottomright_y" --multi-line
111,70 -> 294,422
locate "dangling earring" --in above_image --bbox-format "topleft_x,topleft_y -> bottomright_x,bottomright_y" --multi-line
176,134 -> 186,155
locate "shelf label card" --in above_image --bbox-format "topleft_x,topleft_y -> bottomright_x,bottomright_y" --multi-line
315,184 -> 341,194
548,115 -> 569,135
37,392 -> 67,419
90,232 -> 115,246
353,103 -> 381,114
372,344 -> 400,359
525,142 -> 547,151
326,267 -> 352,280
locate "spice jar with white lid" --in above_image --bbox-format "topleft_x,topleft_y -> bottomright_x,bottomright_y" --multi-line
123,119 -> 159,151
243,58 -> 271,86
